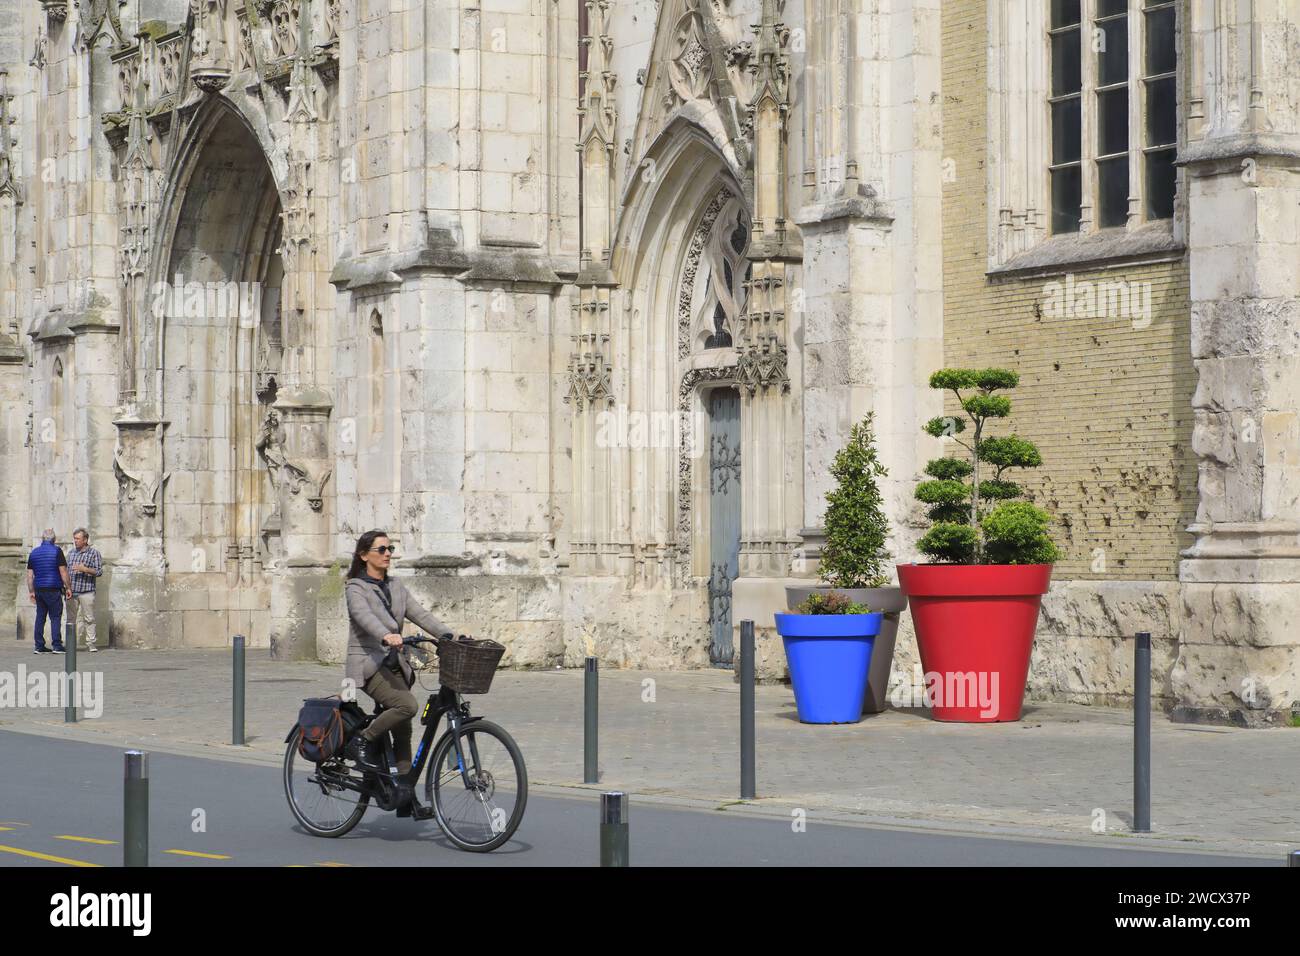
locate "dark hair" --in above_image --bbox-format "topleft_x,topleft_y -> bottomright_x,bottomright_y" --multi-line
347,530 -> 390,579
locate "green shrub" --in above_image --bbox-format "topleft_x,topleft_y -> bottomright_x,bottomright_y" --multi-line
914,367 -> 1058,565
819,412 -> 891,589
981,501 -> 1061,565
793,591 -> 871,615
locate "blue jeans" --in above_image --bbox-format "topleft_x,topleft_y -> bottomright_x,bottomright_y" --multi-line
34,589 -> 65,650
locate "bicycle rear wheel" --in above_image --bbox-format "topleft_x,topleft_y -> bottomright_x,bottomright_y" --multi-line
424,720 -> 527,852
283,732 -> 370,838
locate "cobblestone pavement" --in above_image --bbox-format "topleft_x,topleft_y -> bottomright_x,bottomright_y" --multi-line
1,644 -> 1295,858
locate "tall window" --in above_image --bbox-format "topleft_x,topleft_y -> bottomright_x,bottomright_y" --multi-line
1049,0 -> 1177,235
1142,0 -> 1177,220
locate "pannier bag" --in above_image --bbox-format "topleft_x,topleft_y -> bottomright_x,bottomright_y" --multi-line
339,699 -> 370,739
296,697 -> 346,763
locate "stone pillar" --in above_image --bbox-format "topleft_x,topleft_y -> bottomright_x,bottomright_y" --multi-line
110,414 -> 170,646
730,1 -> 803,676
792,0 -> 944,571
0,538 -> 23,642
268,388 -> 333,659
1174,2 -> 1300,725
0,69 -> 29,629
267,9 -> 337,661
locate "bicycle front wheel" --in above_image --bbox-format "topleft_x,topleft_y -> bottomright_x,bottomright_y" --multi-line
424,719 -> 527,852
283,733 -> 369,838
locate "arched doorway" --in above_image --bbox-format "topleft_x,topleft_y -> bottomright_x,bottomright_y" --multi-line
157,104 -> 283,643
690,196 -> 750,665
618,127 -> 750,664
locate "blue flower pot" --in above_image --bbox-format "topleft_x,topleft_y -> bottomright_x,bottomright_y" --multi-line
774,613 -> 883,724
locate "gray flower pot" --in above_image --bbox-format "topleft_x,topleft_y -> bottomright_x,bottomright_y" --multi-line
783,585 -> 907,714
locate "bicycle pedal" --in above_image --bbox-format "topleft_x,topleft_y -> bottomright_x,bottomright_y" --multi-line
411,804 -> 435,821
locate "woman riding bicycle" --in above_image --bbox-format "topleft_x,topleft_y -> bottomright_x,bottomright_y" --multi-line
344,529 -> 449,775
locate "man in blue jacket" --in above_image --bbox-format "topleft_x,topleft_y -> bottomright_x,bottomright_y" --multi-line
26,530 -> 72,654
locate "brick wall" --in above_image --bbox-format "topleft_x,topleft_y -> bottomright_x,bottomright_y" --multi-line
940,0 -> 1195,582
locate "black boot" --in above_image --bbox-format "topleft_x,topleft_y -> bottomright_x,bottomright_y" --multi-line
395,784 -> 414,818
345,734 -> 383,773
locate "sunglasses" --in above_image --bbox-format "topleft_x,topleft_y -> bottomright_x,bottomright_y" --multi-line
369,545 -> 398,555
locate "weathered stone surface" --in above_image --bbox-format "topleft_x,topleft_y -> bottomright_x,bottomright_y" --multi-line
561,577 -> 710,671
1172,582 -> 1300,725
3,0 -> 1296,729
1171,642 -> 1299,727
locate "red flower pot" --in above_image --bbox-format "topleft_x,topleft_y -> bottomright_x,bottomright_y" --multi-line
896,564 -> 1052,722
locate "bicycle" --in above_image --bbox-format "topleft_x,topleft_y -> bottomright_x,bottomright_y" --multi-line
282,634 -> 528,852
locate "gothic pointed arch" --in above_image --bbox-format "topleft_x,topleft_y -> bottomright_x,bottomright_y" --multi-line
623,0 -> 755,201
569,111 -> 753,583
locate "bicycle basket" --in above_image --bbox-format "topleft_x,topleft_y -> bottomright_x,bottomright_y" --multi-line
436,636 -> 505,694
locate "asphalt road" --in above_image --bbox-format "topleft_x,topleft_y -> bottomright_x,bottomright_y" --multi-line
0,732 -> 1278,867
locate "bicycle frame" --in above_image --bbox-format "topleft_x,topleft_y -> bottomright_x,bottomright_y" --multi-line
395,684 -> 486,790
314,684 -> 486,806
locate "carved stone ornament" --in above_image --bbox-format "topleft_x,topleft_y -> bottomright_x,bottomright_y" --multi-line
113,452 -> 170,520
255,409 -> 330,511
0,73 -> 21,205
677,186 -> 734,359
40,0 -> 68,23
30,32 -> 48,70
735,336 -> 789,394
279,150 -> 315,261
192,66 -> 231,94
255,409 -> 303,493
668,0 -> 713,105
300,469 -> 331,512
565,333 -> 613,409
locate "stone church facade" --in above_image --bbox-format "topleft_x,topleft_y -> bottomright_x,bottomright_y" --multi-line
0,0 -> 1296,725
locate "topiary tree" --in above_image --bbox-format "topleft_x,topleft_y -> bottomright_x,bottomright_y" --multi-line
914,368 -> 1060,565
819,412 -> 891,589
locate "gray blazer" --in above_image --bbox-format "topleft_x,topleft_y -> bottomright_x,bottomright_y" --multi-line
344,574 -> 449,687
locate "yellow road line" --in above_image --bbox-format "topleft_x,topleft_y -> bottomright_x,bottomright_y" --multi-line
0,843 -> 101,867
315,861 -> 350,867
163,849 -> 232,860
55,835 -> 117,845
0,827 -> 16,832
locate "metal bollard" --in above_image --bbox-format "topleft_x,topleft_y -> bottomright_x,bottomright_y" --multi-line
600,791 -> 628,867
64,616 -> 77,723
1134,631 -> 1151,833
584,657 -> 598,784
124,751 -> 148,867
740,619 -> 755,800
1289,850 -> 1299,868
232,634 -> 246,746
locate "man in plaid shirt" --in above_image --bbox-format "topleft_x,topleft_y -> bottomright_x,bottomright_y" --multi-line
67,528 -> 103,652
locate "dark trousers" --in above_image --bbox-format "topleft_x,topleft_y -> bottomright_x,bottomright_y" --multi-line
34,589 -> 65,650
362,667 -> 418,774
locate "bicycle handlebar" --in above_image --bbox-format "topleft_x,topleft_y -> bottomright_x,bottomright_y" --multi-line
380,633 -> 454,662
401,634 -> 445,646
381,633 -> 472,669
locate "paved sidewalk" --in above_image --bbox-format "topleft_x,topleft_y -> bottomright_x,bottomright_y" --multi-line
1,644 -> 1295,858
